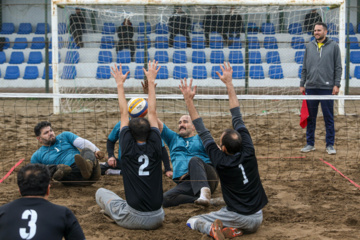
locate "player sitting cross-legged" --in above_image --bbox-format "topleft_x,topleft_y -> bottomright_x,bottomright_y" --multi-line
182,62 -> 268,239
95,60 -> 165,230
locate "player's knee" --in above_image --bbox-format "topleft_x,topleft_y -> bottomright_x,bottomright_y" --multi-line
188,157 -> 202,168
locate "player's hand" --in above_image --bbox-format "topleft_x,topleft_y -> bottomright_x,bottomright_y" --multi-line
179,78 -> 197,101
111,64 -> 129,86
300,87 -> 305,94
107,157 -> 117,168
95,151 -> 105,160
165,171 -> 173,178
217,62 -> 233,86
143,60 -> 160,84
332,86 -> 339,95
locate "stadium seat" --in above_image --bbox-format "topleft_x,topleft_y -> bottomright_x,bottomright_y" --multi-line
248,37 -> 260,49
268,65 -> 284,79
9,52 -> 24,64
298,65 -> 303,78
3,37 -> 10,49
50,36 -> 64,49
96,66 -> 111,79
156,66 -> 168,79
346,23 -> 355,35
210,51 -> 225,64
354,66 -> 360,79
136,36 -> 151,49
23,66 -> 39,79
67,36 -> 80,49
28,51 -> 43,64
192,22 -> 204,34
295,51 -> 305,64
192,66 -> 207,79
135,51 -> 149,63
288,23 -> 303,35
31,37 -> 45,49
232,66 -> 245,79
65,51 -> 80,64
348,37 -> 360,49
102,23 -> 115,34
135,66 -> 145,79
247,22 -> 259,34
58,22 -> 67,34
291,37 -> 305,49
4,66 -> 20,79
154,51 -> 169,63
249,51 -> 262,64
98,51 -> 112,64
327,23 -> 338,35
211,66 -> 222,79
261,23 -> 275,34
138,22 -> 151,34
174,36 -> 187,49
173,51 -> 187,64
13,38 -> 28,49
155,23 -> 168,34
155,36 -> 169,49
266,51 -> 281,64
229,38 -> 241,49
192,51 -> 206,64
210,36 -> 223,49
117,50 -> 131,63
229,51 -> 243,64
264,37 -> 278,49
48,51 -> 61,64
192,36 -> 205,49
100,36 -> 114,49
249,65 -> 265,79
61,66 -> 77,79
0,23 -> 15,34
331,37 -> 339,43
350,51 -> 360,63
42,66 -> 53,79
18,23 -> 32,34
173,66 -> 188,79
35,23 -> 50,34
0,52 -> 5,64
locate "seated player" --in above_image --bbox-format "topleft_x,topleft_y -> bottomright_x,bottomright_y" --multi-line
182,63 -> 268,239
31,121 -> 103,186
0,164 -> 85,239
95,61 -> 164,230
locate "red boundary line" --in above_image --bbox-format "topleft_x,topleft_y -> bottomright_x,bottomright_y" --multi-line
258,156 -> 306,159
318,158 -> 360,189
0,158 -> 25,183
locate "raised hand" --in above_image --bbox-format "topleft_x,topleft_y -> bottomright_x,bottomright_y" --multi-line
179,78 -> 197,101
111,64 -> 129,86
143,60 -> 161,84
216,62 -> 233,86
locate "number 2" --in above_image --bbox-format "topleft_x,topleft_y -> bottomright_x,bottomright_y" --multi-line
19,209 -> 37,240
138,154 -> 149,176
238,164 -> 249,184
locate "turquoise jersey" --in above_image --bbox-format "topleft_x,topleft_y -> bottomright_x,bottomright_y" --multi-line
161,124 -> 210,179
31,132 -> 80,166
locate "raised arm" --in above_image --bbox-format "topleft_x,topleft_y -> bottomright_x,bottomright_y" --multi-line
143,60 -> 160,128
179,78 -> 199,121
216,62 -> 238,109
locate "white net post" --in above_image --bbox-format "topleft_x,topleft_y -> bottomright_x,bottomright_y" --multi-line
51,1 -> 60,114
338,1 -> 346,115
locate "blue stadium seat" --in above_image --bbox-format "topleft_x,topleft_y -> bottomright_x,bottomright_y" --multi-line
135,51 -> 149,63
327,23 -> 338,35
192,66 -> 207,79
48,52 -> 61,64
350,51 -> 360,63
67,36 -> 80,49
249,66 -> 265,79
211,66 -> 222,79
42,66 -> 53,79
156,66 -> 168,79
35,23 -> 50,34
28,51 -> 43,64
136,36 -> 151,49
248,37 -> 260,49
288,23 -> 303,35
261,23 -> 275,34
117,50 -> 131,63
155,23 -> 168,34
154,51 -> 169,63
0,23 -> 15,34
155,36 -> 169,49
61,66 -> 77,79
348,37 -> 360,49
9,52 -> 24,64
232,66 -> 245,79
50,36 -> 64,49
173,51 -> 187,64
23,66 -> 39,79
3,38 -> 10,49
247,22 -> 258,34
298,65 -> 303,78
331,37 -> 339,43
173,66 -> 188,79
18,23 -> 32,34
0,52 -> 5,64
135,66 -> 145,79
264,37 -> 278,49
58,22 -> 67,34
295,51 -> 305,64
354,66 -> 360,79
102,23 -> 115,34
210,36 -> 223,49
100,36 -> 114,49
346,23 -> 355,35
210,51 -> 224,64
98,51 -> 112,63
117,65 -> 131,78
229,51 -> 243,64
249,51 -> 262,64
138,22 -> 151,34
13,38 -> 28,49
96,66 -> 111,79
65,51 -> 80,64
31,37 -> 45,49
192,22 -> 204,34
229,38 -> 241,49
266,51 -> 281,64
174,36 -> 187,49
291,37 -> 305,49
269,65 -> 284,79
4,66 -> 20,79
192,51 -> 206,64
192,36 -> 205,49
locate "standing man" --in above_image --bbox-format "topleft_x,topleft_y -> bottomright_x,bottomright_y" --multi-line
168,6 -> 192,48
69,8 -> 85,48
181,63 -> 268,239
300,22 -> 342,155
223,6 -> 242,39
203,6 -> 227,47
0,164 -> 85,239
116,18 -> 135,62
304,9 -> 322,34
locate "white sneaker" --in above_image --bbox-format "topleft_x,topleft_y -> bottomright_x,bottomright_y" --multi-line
195,187 -> 211,207
300,145 -> 315,153
105,169 -> 121,175
326,145 -> 336,155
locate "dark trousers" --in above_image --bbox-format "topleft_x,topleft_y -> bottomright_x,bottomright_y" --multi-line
116,40 -> 135,61
163,157 -> 219,208
204,29 -> 228,47
169,30 -> 191,48
306,89 -> 335,147
100,158 -> 121,175
72,29 -> 83,48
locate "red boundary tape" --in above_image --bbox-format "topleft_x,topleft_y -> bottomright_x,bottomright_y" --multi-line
0,158 -> 25,183
319,158 -> 360,189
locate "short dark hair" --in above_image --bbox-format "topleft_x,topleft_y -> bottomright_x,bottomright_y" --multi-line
129,118 -> 151,142
221,129 -> 242,155
17,164 -> 50,197
314,22 -> 327,30
34,121 -> 51,136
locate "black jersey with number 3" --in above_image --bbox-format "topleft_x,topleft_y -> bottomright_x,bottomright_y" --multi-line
0,198 -> 85,240
120,126 -> 163,212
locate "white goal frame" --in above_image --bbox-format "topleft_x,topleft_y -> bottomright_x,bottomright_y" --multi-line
51,0 -> 346,115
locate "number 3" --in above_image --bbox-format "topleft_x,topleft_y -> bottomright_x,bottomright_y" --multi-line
138,154 -> 149,176
19,209 -> 37,239
238,164 -> 249,184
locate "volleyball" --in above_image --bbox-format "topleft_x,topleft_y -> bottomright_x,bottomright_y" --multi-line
127,98 -> 148,118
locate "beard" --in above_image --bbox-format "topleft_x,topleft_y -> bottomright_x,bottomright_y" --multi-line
42,137 -> 56,146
